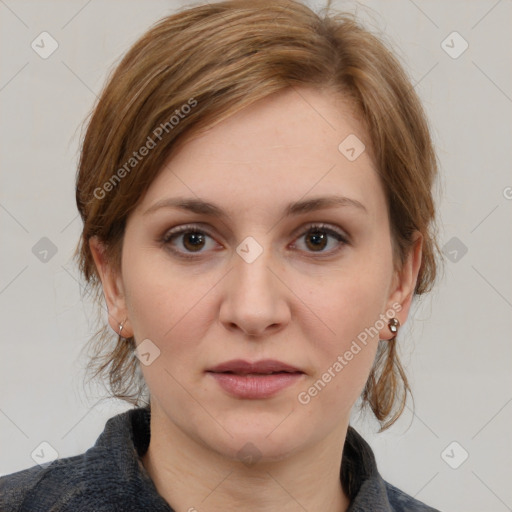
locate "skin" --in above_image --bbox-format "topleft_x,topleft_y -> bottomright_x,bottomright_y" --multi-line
90,85 -> 422,512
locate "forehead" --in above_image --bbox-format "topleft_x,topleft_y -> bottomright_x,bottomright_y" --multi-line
137,86 -> 384,219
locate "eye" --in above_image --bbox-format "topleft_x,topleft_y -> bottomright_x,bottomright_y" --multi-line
291,223 -> 349,255
160,224 -> 218,260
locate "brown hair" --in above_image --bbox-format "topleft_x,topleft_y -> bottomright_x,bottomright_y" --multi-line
74,0 -> 441,430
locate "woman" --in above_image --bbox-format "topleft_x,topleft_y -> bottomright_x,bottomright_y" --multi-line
0,0 -> 442,510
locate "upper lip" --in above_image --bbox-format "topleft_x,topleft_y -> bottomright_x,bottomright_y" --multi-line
207,359 -> 303,374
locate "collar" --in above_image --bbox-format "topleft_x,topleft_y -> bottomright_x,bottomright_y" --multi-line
95,406 -> 395,510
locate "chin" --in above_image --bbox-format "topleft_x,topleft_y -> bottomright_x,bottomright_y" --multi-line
196,410 -> 311,463
220,434 -> 303,465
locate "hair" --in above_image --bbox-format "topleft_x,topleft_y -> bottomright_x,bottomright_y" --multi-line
74,0 -> 441,431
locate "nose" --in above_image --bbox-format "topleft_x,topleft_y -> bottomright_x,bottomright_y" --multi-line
218,245 -> 290,338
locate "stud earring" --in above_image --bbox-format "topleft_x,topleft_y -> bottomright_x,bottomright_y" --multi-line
118,318 -> 128,337
388,317 -> 400,338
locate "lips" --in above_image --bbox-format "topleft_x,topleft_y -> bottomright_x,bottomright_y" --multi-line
206,359 -> 304,399
207,359 -> 303,375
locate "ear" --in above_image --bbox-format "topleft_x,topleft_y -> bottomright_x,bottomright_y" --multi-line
89,236 -> 133,338
379,231 -> 423,341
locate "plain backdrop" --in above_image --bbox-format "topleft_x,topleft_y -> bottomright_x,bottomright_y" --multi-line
1,1 -> 511,511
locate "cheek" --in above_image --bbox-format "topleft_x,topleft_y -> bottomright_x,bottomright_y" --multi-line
320,250 -> 392,343
307,251 -> 393,406
122,246 -> 218,357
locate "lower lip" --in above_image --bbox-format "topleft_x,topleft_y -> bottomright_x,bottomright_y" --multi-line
207,372 -> 304,399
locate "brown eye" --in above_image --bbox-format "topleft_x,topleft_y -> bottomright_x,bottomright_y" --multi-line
181,231 -> 207,252
293,224 -> 348,255
161,225 -> 217,260
304,230 -> 328,251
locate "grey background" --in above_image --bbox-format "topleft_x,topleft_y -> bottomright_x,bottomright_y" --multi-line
1,1 -> 511,510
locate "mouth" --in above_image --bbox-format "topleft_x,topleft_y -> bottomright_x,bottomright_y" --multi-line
207,359 -> 304,375
206,359 -> 305,399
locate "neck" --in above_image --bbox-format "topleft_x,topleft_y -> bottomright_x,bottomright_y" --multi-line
141,404 -> 351,512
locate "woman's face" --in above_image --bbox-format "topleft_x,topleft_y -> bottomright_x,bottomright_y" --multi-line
92,86 -> 420,462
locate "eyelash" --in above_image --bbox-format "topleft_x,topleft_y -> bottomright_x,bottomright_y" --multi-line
160,223 -> 350,261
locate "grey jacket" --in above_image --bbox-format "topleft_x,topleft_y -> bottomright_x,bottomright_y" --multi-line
0,407 -> 440,511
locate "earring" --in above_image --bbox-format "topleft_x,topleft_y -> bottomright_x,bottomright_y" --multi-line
388,317 -> 400,338
118,318 -> 128,337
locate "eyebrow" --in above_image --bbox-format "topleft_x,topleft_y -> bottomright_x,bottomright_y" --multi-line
143,194 -> 368,218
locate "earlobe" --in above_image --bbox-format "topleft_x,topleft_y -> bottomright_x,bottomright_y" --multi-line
88,236 -> 132,337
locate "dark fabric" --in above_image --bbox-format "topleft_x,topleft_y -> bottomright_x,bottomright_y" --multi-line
0,406 -> 440,511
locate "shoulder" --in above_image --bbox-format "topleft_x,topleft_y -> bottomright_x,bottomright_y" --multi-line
0,463 -> 47,512
384,481 -> 441,512
0,447 -> 115,512
0,407 -> 160,512
344,426 -> 441,511
347,475 -> 441,511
